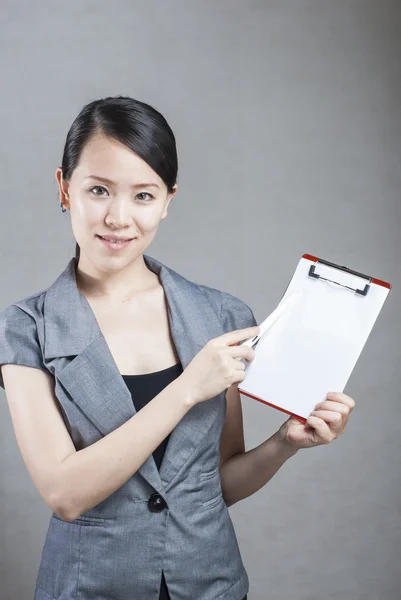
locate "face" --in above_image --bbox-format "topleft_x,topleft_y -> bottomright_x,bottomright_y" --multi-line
56,133 -> 177,271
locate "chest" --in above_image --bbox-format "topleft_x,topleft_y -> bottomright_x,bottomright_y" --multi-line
85,287 -> 180,376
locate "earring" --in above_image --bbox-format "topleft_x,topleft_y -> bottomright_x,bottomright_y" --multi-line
61,193 -> 68,212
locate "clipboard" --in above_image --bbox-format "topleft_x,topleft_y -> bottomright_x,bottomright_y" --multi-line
237,253 -> 392,423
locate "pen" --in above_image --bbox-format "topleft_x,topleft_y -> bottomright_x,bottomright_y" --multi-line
237,292 -> 300,356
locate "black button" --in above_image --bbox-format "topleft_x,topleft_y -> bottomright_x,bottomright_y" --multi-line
148,492 -> 168,512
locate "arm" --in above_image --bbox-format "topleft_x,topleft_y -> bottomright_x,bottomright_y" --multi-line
219,384 -> 298,508
1,364 -> 193,522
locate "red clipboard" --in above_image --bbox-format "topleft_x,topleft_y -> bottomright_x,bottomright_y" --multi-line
237,254 -> 392,423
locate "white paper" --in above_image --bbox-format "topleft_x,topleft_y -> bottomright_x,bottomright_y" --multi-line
238,256 -> 391,420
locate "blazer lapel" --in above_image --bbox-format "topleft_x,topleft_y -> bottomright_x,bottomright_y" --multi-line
43,255 -> 225,496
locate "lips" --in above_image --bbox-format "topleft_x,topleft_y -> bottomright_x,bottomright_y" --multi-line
96,235 -> 135,250
97,235 -> 133,242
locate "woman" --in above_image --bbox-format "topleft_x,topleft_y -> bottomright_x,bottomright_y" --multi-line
0,95 -> 354,600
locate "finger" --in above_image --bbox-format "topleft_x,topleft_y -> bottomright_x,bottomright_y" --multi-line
229,345 -> 255,362
220,326 -> 260,346
313,401 -> 350,416
309,410 -> 344,428
306,415 -> 334,443
326,392 -> 355,410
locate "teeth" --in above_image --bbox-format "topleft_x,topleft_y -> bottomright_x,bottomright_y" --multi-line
102,237 -> 128,243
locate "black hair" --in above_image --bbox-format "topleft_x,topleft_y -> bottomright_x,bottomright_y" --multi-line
59,95 -> 178,260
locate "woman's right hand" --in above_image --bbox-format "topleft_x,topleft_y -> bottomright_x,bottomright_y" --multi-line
179,326 -> 260,406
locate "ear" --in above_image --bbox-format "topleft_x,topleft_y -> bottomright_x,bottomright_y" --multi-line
55,167 -> 70,209
161,184 -> 178,220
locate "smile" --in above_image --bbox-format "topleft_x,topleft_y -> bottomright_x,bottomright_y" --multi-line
96,235 -> 134,250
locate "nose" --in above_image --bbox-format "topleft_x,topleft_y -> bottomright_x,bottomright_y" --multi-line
105,197 -> 134,227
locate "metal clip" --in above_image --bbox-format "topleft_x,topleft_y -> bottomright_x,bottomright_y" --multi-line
308,258 -> 372,296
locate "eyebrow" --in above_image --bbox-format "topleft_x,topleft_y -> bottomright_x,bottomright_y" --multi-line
84,175 -> 159,188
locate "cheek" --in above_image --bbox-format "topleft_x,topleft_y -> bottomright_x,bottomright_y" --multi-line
71,198 -> 103,232
137,207 -> 165,231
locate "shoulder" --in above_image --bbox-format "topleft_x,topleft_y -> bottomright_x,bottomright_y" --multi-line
0,290 -> 46,331
165,261 -> 257,331
193,281 -> 257,332
0,292 -> 48,390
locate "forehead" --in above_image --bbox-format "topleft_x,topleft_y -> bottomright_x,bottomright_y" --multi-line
74,133 -> 160,184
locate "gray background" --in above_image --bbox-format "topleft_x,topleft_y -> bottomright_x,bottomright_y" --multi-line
1,1 -> 400,599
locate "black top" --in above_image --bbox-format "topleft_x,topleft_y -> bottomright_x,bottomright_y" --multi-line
122,363 -> 248,600
122,361 -> 183,600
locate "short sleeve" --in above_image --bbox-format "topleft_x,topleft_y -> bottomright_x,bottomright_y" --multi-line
220,290 -> 257,333
0,304 -> 47,390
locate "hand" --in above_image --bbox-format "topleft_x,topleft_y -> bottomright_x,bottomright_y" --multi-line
179,326 -> 260,406
276,392 -> 355,451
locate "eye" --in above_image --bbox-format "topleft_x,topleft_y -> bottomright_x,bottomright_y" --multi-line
89,185 -> 108,196
136,192 -> 154,202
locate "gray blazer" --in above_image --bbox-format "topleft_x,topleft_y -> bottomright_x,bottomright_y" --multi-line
0,254 -> 257,600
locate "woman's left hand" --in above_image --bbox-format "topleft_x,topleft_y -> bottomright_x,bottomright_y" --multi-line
276,392 -> 355,451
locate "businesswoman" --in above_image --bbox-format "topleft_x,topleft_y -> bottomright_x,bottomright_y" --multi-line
0,95 -> 355,600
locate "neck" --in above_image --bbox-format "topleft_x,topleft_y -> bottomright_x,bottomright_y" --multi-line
74,254 -> 159,302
